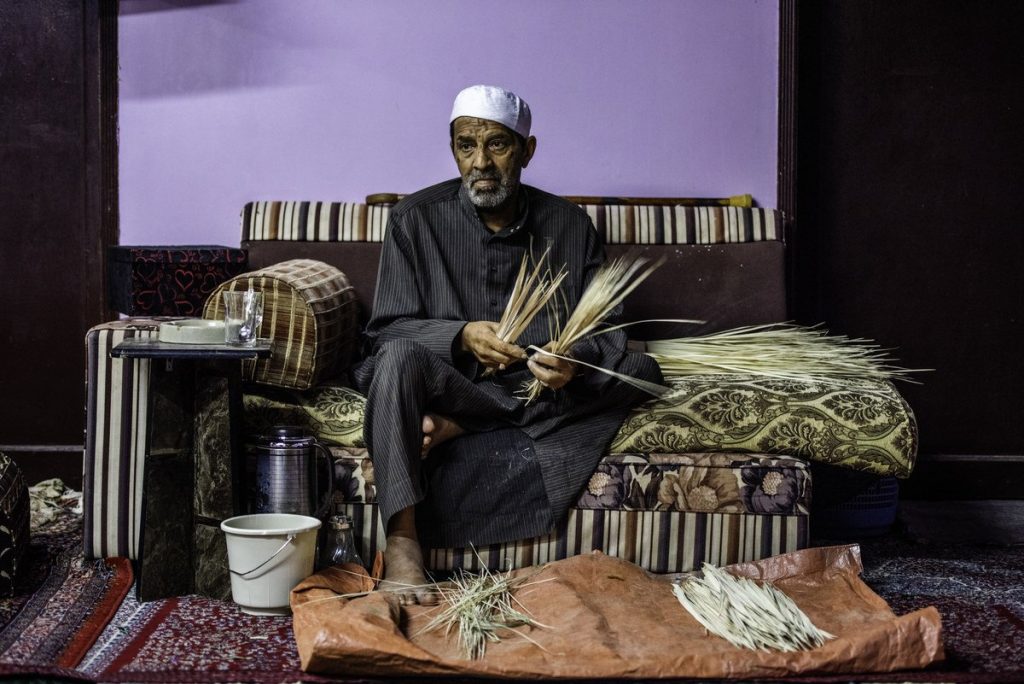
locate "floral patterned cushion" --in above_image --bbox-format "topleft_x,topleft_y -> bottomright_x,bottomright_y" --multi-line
243,384 -> 366,447
580,453 -> 809,515
611,375 -> 917,478
327,447 -> 809,516
328,446 -> 375,505
244,374 -> 916,478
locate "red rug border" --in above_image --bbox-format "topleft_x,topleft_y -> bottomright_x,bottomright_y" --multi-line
101,595 -> 181,675
57,556 -> 135,669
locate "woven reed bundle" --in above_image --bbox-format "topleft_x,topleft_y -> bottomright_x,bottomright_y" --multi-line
673,562 -> 834,652
497,255 -> 921,396
417,567 -> 547,660
487,248 -> 566,372
647,323 -> 924,384
520,255 -> 665,402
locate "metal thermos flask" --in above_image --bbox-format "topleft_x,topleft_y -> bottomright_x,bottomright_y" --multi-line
247,426 -> 335,518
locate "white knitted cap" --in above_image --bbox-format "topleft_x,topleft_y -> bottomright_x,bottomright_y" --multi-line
449,85 -> 532,138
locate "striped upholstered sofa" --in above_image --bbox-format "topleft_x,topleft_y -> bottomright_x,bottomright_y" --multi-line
84,196 -> 917,578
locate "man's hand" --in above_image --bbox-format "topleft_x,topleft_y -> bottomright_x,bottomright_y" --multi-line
527,343 -> 576,390
460,321 -> 527,370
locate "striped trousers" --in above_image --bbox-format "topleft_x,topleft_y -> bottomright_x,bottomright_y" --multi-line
352,339 -> 659,548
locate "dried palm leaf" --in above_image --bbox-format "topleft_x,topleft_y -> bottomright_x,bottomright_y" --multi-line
493,247 -> 567,349
647,323 -> 927,384
673,562 -> 834,652
417,565 -> 549,660
524,346 -> 671,399
303,563 -> 549,660
521,255 -> 665,401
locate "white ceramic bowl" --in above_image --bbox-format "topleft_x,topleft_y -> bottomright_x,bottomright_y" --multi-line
158,319 -> 226,344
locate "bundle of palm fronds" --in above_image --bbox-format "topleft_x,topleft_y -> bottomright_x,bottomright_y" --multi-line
672,562 -> 834,652
646,323 -> 923,384
520,255 -> 665,401
485,248 -> 567,377
418,566 -> 547,660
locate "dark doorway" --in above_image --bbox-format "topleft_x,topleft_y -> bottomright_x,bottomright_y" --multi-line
0,0 -> 118,487
793,1 -> 1024,493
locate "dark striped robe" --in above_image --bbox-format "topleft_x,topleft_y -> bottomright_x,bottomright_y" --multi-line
352,178 -> 661,548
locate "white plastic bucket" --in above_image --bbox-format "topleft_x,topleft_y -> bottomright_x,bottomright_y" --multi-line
221,513 -> 322,616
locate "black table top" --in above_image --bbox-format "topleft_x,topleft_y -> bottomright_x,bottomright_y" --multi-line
111,338 -> 273,359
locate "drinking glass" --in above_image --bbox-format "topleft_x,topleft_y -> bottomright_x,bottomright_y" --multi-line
222,290 -> 264,345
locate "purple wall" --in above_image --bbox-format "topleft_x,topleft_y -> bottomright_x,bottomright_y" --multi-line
119,0 -> 779,246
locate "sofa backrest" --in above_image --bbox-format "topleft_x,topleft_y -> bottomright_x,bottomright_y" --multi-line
240,200 -> 787,339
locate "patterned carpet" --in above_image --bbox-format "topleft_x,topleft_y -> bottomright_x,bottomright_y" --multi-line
77,593 -> 310,682
859,536 -> 1024,680
0,506 -> 131,679
1,508 -> 1023,683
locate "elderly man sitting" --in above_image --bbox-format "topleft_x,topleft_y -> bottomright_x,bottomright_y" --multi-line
351,84 -> 661,602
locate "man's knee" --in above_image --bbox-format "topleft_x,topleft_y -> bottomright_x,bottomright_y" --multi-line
374,339 -> 435,379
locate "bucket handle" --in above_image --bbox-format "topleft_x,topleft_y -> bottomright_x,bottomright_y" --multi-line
229,534 -> 296,578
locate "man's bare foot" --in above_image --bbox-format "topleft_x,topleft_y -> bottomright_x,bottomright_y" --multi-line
382,535 -> 436,605
421,413 -> 465,458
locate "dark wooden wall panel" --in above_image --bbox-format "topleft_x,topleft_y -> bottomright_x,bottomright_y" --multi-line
0,0 -> 117,486
795,1 -> 1024,457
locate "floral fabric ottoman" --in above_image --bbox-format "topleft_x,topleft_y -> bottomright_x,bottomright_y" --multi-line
322,447 -> 810,573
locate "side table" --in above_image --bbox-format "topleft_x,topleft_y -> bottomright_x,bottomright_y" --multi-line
111,338 -> 271,601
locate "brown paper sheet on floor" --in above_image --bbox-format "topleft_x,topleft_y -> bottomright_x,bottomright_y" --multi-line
290,545 -> 943,679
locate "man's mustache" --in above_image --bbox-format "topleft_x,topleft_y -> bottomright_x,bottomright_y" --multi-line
466,170 -> 502,183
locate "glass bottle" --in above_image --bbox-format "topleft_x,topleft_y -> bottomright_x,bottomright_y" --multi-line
317,514 -> 364,570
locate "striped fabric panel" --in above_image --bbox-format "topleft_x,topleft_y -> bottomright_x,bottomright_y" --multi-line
83,321 -> 160,560
203,259 -> 358,389
338,502 -> 806,575
242,201 -> 389,242
241,201 -> 780,246
584,205 -> 780,245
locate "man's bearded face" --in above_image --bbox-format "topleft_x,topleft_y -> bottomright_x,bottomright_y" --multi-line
451,117 -> 531,211
463,166 -> 518,209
